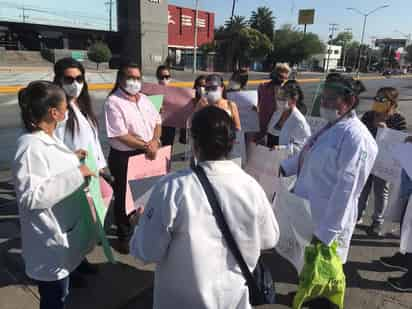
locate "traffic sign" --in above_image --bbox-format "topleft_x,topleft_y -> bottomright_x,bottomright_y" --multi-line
298,9 -> 315,25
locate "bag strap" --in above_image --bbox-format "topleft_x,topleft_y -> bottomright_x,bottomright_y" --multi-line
193,165 -> 262,298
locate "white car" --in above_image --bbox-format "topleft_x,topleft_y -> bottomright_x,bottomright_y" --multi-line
334,66 -> 346,73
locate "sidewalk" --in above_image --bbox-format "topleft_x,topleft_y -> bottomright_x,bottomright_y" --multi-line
1,142 -> 412,309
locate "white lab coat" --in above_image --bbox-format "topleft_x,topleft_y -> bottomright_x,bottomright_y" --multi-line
12,131 -> 86,281
55,100 -> 107,169
281,111 -> 378,263
278,108 -> 311,155
130,160 -> 279,309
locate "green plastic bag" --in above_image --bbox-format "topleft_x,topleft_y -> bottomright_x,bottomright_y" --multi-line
293,241 -> 345,309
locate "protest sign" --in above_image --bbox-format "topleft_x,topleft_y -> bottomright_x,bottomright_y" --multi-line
227,91 -> 260,132
85,145 -> 116,263
125,146 -> 172,215
229,131 -> 247,167
129,175 -> 164,210
305,116 -> 327,135
392,142 -> 412,180
142,83 -> 194,128
148,95 -> 164,112
272,185 -> 313,273
372,128 -> 408,183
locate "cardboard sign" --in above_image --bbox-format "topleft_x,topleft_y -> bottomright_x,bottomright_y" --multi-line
227,91 -> 260,132
125,146 -> 172,215
372,128 -> 408,183
148,95 -> 164,112
142,83 -> 194,129
129,175 -> 164,211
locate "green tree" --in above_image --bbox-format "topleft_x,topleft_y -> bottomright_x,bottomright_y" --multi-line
238,27 -> 272,64
87,41 -> 112,70
224,15 -> 248,31
249,6 -> 276,40
271,25 -> 325,65
330,31 -> 353,46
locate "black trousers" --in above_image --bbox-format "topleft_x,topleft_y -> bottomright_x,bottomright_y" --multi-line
161,126 -> 176,146
266,134 -> 279,148
108,147 -> 144,240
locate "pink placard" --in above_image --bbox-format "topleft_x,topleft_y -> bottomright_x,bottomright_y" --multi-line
142,83 -> 195,128
125,146 -> 172,215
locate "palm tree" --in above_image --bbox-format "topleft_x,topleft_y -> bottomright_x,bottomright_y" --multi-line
249,6 -> 275,39
225,15 -> 248,31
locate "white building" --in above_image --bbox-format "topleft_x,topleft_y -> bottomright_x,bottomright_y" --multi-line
312,45 -> 342,71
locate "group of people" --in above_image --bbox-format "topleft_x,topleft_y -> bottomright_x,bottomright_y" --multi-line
10,57 -> 412,309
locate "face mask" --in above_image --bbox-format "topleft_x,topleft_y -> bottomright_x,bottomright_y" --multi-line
206,90 -> 222,103
320,106 -> 339,122
228,80 -> 241,90
124,80 -> 142,95
62,81 -> 84,98
277,99 -> 289,112
159,79 -> 171,86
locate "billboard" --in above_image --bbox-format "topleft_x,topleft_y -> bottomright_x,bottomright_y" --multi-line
298,9 -> 315,25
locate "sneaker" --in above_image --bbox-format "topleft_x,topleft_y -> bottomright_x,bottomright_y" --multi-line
387,273 -> 412,292
76,259 -> 99,275
380,252 -> 408,271
366,222 -> 386,237
356,217 -> 364,225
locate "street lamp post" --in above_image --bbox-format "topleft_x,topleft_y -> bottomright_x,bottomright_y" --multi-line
347,5 -> 389,77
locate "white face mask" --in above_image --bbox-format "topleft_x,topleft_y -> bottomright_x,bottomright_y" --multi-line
124,80 -> 142,95
206,90 -> 222,103
320,106 -> 339,122
62,81 -> 84,98
277,99 -> 289,112
159,79 -> 171,86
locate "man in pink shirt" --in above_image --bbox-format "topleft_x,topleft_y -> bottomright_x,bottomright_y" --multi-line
105,61 -> 162,254
256,62 -> 290,147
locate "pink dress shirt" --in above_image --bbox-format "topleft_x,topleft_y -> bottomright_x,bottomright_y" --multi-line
105,89 -> 162,151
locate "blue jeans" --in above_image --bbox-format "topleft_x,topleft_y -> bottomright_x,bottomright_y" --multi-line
37,276 -> 70,309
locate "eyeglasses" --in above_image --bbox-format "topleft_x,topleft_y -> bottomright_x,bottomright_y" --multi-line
63,75 -> 84,84
160,75 -> 171,80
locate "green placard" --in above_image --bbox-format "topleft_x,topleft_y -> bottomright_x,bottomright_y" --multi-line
85,145 -> 116,263
71,51 -> 85,61
148,95 -> 164,112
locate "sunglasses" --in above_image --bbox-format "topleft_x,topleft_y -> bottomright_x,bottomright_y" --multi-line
374,96 -> 389,103
160,75 -> 171,80
63,75 -> 84,84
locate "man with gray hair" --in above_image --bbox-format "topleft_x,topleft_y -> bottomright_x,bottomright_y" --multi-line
256,62 -> 291,147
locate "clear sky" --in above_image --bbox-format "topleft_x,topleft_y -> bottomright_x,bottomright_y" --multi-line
0,0 -> 411,44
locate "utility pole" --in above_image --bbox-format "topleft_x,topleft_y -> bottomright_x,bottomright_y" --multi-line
193,0 -> 199,73
231,0 -> 236,24
20,6 -> 28,23
342,28 -> 352,67
105,0 -> 114,31
325,23 -> 338,72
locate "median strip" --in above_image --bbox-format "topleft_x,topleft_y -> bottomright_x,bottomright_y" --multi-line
0,75 -> 411,94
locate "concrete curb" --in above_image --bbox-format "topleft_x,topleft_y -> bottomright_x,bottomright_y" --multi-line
0,75 -> 411,94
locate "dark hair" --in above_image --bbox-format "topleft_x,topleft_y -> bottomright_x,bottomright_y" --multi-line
377,87 -> 399,107
108,60 -> 141,97
193,75 -> 207,89
190,106 -> 236,160
18,81 -> 66,132
53,57 -> 97,138
281,80 -> 307,114
230,69 -> 249,89
324,75 -> 366,111
206,74 -> 228,99
156,65 -> 170,80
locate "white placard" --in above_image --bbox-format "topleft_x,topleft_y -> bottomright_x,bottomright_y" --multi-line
392,142 -> 412,180
246,143 -> 289,176
272,186 -> 313,273
305,116 -> 327,135
227,91 -> 260,132
372,128 -> 408,183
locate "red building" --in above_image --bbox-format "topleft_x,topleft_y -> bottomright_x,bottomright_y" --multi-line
168,4 -> 215,69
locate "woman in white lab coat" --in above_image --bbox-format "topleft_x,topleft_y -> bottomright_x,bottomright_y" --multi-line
280,77 -> 378,307
13,81 -> 94,309
267,80 -> 311,155
129,106 -> 279,309
53,58 -> 108,278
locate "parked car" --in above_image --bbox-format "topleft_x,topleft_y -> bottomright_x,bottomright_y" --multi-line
334,66 -> 346,73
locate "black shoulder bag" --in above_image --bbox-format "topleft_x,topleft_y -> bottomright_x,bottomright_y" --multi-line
193,165 -> 276,306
